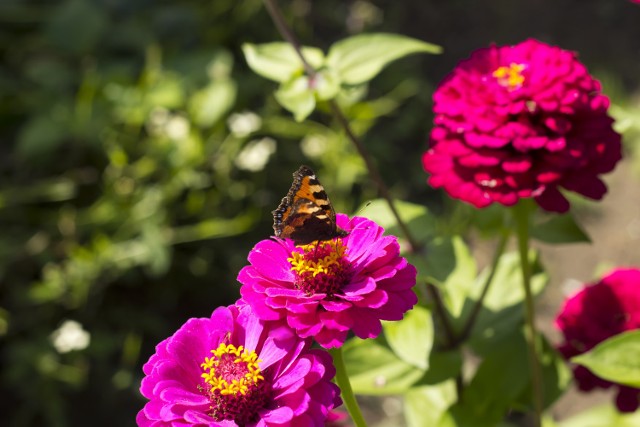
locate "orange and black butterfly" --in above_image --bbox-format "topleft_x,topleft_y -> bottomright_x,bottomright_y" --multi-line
272,165 -> 348,245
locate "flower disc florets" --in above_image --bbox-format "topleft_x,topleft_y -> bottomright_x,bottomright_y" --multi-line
555,268 -> 640,412
289,239 -> 352,296
238,214 -> 418,348
422,38 -> 622,213
137,303 -> 341,426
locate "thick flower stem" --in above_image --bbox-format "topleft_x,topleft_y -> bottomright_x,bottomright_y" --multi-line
329,347 -> 368,427
512,201 -> 543,427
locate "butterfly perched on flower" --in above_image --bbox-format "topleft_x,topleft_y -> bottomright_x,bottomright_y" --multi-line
272,165 -> 348,245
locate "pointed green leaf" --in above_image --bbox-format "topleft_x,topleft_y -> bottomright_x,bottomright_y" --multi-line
274,76 -> 316,122
358,198 -> 436,242
468,250 -> 548,355
189,80 -> 237,127
572,330 -> 640,388
327,33 -> 441,85
558,404 -> 640,427
462,330 -> 530,424
313,69 -> 340,100
405,382 -> 457,427
242,42 -> 324,83
342,337 -> 424,395
531,213 -> 591,244
383,306 -> 433,370
437,236 -> 477,318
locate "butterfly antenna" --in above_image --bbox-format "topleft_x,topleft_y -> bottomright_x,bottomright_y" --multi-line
342,201 -> 373,232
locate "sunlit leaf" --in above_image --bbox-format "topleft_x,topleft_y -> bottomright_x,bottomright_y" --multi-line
327,33 -> 441,85
342,337 -> 424,395
404,382 -> 457,427
468,250 -> 548,355
358,198 -> 436,242
558,404 -> 640,427
572,330 -> 640,388
242,42 -> 324,83
189,80 -> 237,127
436,236 -> 477,318
274,76 -> 316,122
383,306 -> 433,370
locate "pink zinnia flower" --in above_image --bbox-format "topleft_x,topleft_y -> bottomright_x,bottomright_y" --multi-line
137,303 -> 341,426
422,39 -> 621,213
555,268 -> 640,412
238,214 -> 418,348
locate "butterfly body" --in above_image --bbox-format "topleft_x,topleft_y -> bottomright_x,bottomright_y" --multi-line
272,165 -> 348,245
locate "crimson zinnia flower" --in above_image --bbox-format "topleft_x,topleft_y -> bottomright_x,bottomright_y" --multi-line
238,214 -> 418,348
422,39 -> 621,212
555,268 -> 640,412
137,303 -> 341,426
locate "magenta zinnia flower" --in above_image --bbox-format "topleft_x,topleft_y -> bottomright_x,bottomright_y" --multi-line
422,39 -> 621,213
137,303 -> 341,426
238,214 -> 418,348
555,268 -> 640,412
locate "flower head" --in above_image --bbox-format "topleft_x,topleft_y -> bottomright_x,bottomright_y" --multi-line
238,214 -> 418,348
555,268 -> 640,412
422,39 -> 621,213
137,303 -> 341,426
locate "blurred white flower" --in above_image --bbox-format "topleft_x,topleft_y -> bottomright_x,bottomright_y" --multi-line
165,115 -> 190,140
50,320 -> 90,354
228,111 -> 262,137
300,134 -> 328,158
147,107 -> 170,136
235,137 -> 277,172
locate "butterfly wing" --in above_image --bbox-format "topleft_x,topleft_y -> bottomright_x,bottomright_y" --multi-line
272,165 -> 347,245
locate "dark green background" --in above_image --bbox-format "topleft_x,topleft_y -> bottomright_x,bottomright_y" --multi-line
1,0 -> 639,425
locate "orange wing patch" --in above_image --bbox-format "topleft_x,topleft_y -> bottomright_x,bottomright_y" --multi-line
272,165 -> 348,245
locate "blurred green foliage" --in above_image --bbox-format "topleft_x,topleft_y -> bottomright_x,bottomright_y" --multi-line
1,0 -> 640,426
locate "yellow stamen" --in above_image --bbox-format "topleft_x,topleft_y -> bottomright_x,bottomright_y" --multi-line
201,343 -> 264,396
492,63 -> 526,90
288,239 -> 347,278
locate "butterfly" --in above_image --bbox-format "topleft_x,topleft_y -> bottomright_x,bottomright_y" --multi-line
272,165 -> 348,245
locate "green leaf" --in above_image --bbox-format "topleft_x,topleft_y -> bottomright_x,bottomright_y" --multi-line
326,33 -> 442,85
404,382 -> 457,427
437,236 -> 477,319
359,198 -> 436,242
189,80 -> 237,127
417,349 -> 463,386
467,251 -> 548,356
516,335 -> 572,409
17,114 -> 68,159
242,42 -> 324,83
558,404 -> 640,427
572,330 -> 640,388
441,330 -> 530,427
342,337 -> 424,395
383,306 -> 433,370
313,69 -> 341,101
274,76 -> 316,122
531,213 -> 591,244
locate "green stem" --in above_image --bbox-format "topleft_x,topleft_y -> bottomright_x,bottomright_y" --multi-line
329,347 -> 368,427
455,229 -> 509,345
512,201 -> 543,427
261,0 -> 420,253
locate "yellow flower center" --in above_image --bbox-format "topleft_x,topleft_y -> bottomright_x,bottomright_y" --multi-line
492,63 -> 526,90
289,239 -> 347,277
288,239 -> 351,296
201,343 -> 264,396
